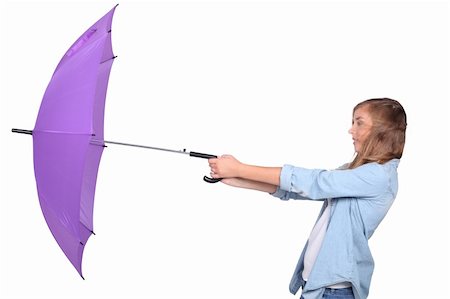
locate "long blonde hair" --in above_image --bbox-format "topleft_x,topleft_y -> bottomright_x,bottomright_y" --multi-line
349,98 -> 407,169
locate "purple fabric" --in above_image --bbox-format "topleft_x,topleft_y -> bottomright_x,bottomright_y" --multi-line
32,5 -> 117,277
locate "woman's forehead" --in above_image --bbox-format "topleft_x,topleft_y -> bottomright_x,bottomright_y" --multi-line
353,106 -> 371,119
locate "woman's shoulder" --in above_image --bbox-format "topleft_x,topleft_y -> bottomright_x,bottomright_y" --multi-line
364,158 -> 400,171
354,159 -> 399,184
351,158 -> 400,171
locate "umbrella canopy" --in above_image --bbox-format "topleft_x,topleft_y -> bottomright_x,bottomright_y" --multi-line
12,4 -> 222,278
32,5 -> 118,278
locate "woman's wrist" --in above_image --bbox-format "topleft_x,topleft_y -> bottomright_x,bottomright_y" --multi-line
237,163 -> 281,186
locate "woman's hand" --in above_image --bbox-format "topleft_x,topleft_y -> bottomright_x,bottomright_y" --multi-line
209,154 -> 281,188
208,155 -> 242,179
208,155 -> 279,193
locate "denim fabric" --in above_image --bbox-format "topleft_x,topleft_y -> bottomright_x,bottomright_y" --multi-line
272,159 -> 400,299
301,288 -> 354,299
323,288 -> 354,299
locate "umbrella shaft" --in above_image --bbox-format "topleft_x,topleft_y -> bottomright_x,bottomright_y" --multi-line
102,140 -> 189,155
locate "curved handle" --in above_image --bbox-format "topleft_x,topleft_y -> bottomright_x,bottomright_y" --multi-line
203,176 -> 222,184
189,151 -> 222,184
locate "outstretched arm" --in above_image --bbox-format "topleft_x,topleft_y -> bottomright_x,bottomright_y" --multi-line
217,177 -> 278,193
208,155 -> 281,192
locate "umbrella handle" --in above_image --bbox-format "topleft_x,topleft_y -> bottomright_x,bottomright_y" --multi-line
203,176 -> 222,184
189,151 -> 223,184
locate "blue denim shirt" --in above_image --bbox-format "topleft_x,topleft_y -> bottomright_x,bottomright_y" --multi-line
271,159 -> 400,299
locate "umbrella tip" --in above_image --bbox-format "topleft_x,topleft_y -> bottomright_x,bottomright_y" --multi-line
11,128 -> 33,135
81,274 -> 85,280
91,230 -> 96,236
100,55 -> 117,64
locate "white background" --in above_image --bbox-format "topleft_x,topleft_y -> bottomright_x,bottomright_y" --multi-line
1,1 -> 449,298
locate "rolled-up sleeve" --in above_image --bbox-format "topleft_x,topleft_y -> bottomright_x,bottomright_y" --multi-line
270,187 -> 294,201
271,186 -> 312,201
272,163 -> 388,201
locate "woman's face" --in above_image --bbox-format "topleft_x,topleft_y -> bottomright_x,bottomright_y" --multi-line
349,106 -> 373,153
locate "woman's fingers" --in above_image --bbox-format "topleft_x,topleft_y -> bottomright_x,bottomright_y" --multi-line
208,155 -> 239,178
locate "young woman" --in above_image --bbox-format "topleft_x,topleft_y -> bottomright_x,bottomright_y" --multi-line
208,98 -> 407,299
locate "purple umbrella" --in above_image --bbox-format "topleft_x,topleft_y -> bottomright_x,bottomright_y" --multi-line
12,5 -> 219,278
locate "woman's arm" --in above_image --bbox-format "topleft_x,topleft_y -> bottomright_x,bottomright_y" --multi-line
208,155 -> 281,187
219,177 -> 278,193
209,155 -> 392,200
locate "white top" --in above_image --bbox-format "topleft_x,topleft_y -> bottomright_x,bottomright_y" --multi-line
302,198 -> 352,289
302,199 -> 332,281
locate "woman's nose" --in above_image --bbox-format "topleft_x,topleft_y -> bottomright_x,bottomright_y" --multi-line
348,127 -> 353,135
